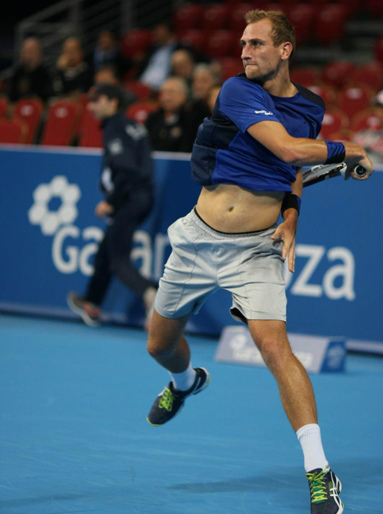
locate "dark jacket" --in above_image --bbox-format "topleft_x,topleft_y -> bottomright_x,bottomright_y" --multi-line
100,112 -> 153,210
8,64 -> 52,102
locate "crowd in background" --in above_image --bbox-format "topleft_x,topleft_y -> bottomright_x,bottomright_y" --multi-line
0,15 -> 382,161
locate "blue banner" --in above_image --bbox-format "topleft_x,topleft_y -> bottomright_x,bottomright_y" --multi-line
0,145 -> 382,353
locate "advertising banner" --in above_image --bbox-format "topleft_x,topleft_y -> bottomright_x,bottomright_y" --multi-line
0,146 -> 382,353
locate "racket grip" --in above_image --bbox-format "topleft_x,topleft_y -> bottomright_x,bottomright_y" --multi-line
353,165 -> 367,177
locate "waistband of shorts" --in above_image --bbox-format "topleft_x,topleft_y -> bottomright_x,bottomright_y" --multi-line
188,207 -> 276,239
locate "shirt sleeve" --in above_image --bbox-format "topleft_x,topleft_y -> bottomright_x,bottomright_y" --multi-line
218,77 -> 281,133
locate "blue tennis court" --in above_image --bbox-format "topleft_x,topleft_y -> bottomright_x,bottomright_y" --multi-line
1,313 -> 382,514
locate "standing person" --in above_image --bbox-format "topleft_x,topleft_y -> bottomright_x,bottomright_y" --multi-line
67,84 -> 157,328
145,10 -> 374,514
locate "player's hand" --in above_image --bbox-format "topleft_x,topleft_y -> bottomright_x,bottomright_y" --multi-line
271,213 -> 297,273
344,151 -> 374,180
95,200 -> 114,217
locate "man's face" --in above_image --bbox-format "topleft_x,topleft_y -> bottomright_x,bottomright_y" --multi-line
240,19 -> 284,83
88,95 -> 117,119
21,39 -> 42,70
159,79 -> 186,112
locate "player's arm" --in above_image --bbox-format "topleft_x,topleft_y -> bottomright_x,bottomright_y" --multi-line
247,120 -> 374,176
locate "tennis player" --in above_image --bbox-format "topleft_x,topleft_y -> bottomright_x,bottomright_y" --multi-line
146,10 -> 374,514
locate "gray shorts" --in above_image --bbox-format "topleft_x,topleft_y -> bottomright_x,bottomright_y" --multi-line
155,208 -> 286,323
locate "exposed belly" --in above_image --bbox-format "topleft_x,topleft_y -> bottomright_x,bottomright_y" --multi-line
196,184 -> 284,233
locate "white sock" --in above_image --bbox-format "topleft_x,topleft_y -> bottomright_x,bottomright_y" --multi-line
297,423 -> 329,472
170,362 -> 196,391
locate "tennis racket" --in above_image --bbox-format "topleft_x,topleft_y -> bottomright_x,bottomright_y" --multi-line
302,163 -> 367,188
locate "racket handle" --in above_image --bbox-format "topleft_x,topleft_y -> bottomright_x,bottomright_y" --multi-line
353,165 -> 367,177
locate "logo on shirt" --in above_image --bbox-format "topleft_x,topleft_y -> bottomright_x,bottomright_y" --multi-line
254,110 -> 273,116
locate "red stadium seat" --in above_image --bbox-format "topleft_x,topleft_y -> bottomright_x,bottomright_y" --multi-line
290,67 -> 321,87
307,84 -> 339,108
0,96 -> 9,118
336,0 -> 362,15
173,4 -> 205,33
321,61 -> 356,89
338,85 -> 373,120
219,57 -> 244,81
206,31 -> 238,59
350,108 -> 383,132
201,5 -> 230,31
350,62 -> 383,93
364,0 -> 383,17
374,35 -> 383,63
178,30 -> 209,56
78,109 -> 103,148
41,101 -> 82,146
125,81 -> 154,101
13,98 -> 44,144
126,101 -> 159,124
313,5 -> 349,46
288,5 -> 318,45
327,128 -> 356,142
120,29 -> 152,59
319,108 -> 350,139
0,118 -> 28,144
231,4 -> 253,33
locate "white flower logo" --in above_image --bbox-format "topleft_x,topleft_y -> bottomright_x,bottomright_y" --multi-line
28,176 -> 81,235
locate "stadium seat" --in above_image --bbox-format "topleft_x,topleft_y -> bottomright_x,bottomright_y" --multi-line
0,96 -> 9,118
178,30 -> 209,56
126,101 -> 159,124
13,98 -> 44,144
350,62 -> 383,93
120,29 -> 152,59
0,118 -> 28,144
350,108 -> 383,132
231,3 -> 253,33
40,100 -> 83,146
173,4 -> 205,33
336,0 -> 362,15
307,84 -> 339,108
78,109 -> 103,148
201,5 -> 230,31
319,107 -> 349,139
364,0 -> 383,17
206,31 -> 238,59
327,128 -> 355,142
219,57 -> 244,81
321,61 -> 356,89
288,5 -> 318,45
338,85 -> 373,120
125,81 -> 153,101
290,67 -> 321,87
374,35 -> 383,63
313,5 -> 349,46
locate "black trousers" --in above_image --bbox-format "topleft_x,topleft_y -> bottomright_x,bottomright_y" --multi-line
85,191 -> 155,306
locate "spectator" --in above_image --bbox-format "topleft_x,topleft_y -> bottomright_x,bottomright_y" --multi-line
353,89 -> 383,164
52,37 -> 93,98
190,64 -> 221,121
139,22 -> 180,91
145,76 -> 200,152
67,83 -> 157,328
206,84 -> 222,113
7,37 -> 52,102
92,65 -> 137,106
93,30 -> 126,75
171,49 -> 195,88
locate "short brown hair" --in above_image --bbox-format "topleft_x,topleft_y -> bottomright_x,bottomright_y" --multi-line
245,10 -> 296,57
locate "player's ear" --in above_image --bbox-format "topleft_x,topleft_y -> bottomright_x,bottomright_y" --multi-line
280,41 -> 293,61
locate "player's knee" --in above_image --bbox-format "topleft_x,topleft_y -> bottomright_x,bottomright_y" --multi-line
146,338 -> 174,360
256,336 -> 290,372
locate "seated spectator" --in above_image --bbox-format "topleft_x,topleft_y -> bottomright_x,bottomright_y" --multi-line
206,84 -> 222,113
138,22 -> 180,91
190,63 -> 222,121
7,37 -> 52,102
92,65 -> 137,106
171,49 -> 195,88
145,76 -> 200,152
353,89 -> 383,165
52,37 -> 93,98
93,30 -> 126,76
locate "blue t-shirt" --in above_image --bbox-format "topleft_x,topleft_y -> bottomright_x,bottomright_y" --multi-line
191,73 -> 325,193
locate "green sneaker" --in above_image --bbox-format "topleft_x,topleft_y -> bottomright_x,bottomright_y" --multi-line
306,466 -> 344,514
147,367 -> 210,426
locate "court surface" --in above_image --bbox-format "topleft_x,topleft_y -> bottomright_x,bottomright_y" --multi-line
1,313 -> 382,514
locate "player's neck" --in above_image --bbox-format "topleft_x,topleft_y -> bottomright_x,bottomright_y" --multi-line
262,73 -> 297,98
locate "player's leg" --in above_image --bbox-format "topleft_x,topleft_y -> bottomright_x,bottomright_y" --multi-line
248,319 -> 344,514
146,310 -> 210,426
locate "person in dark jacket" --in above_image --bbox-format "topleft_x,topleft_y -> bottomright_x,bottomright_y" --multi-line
67,83 -> 157,328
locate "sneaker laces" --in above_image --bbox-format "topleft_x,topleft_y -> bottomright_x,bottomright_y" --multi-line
307,469 -> 328,503
158,388 -> 174,412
